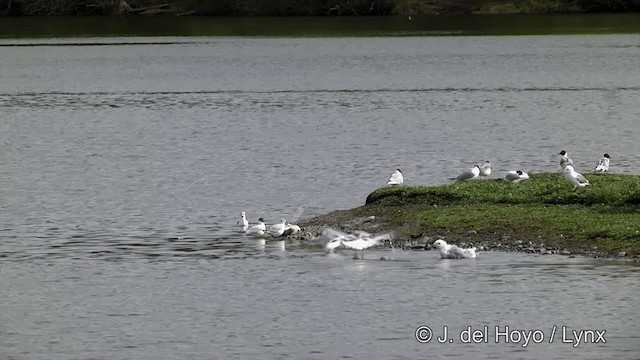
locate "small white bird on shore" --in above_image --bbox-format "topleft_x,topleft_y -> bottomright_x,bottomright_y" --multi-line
269,219 -> 288,237
564,165 -> 590,188
246,217 -> 267,237
455,165 -> 480,181
387,169 -> 404,185
239,211 -> 249,232
285,223 -> 301,235
558,150 -> 574,169
595,153 -> 611,172
505,170 -> 530,183
479,161 -> 492,177
433,239 -> 477,259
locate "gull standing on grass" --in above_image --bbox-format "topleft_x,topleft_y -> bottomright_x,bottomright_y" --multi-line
595,153 -> 611,172
387,169 -> 404,185
455,165 -> 480,181
564,165 -> 590,188
479,161 -> 492,177
505,170 -> 530,183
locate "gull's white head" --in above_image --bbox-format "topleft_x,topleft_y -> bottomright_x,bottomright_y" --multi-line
479,161 -> 492,176
280,219 -> 287,224
433,239 -> 448,249
241,211 -> 246,217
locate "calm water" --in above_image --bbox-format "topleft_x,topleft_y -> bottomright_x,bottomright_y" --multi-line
2,35 -> 640,359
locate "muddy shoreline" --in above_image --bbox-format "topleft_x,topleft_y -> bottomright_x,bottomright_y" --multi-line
293,209 -> 635,260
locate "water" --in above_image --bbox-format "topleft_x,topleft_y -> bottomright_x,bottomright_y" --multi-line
1,35 -> 640,359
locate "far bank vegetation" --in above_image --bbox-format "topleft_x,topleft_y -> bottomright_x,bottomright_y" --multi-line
2,0 -> 639,16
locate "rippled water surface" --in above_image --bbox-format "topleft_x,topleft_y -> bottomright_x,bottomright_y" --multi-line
1,35 -> 640,359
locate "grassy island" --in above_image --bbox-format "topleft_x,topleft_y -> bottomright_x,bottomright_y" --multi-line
301,173 -> 640,257
2,0 -> 639,16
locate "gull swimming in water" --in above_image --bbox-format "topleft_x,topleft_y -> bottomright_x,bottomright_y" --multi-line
505,170 -> 530,183
239,211 -> 249,232
455,165 -> 480,181
558,150 -> 574,169
269,219 -> 288,237
246,217 -> 267,237
595,153 -> 611,172
433,239 -> 477,259
479,161 -> 492,177
563,165 -> 590,188
387,169 -> 404,185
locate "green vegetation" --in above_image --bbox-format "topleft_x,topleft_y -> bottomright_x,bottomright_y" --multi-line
340,173 -> 640,255
1,13 -> 639,38
1,0 -> 639,16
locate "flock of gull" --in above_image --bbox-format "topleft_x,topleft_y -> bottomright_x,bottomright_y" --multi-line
238,150 -> 612,260
239,212 -> 301,238
387,150 -> 611,188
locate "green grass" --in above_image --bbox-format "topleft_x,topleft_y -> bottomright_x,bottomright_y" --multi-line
356,173 -> 640,255
2,14 -> 640,39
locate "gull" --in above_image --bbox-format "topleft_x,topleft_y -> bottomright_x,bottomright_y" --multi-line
505,170 -> 530,183
341,231 -> 390,259
433,239 -> 477,259
455,165 -> 480,181
246,217 -> 267,237
269,219 -> 288,237
238,211 -> 249,232
558,150 -> 573,169
563,165 -> 590,188
285,223 -> 301,235
316,228 -> 352,253
595,153 -> 611,172
387,169 -> 404,185
342,237 -> 377,259
479,161 -> 492,177
325,237 -> 343,253
283,205 -> 305,235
